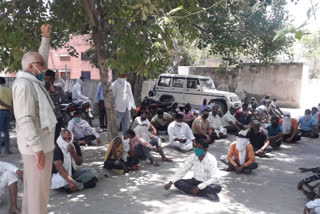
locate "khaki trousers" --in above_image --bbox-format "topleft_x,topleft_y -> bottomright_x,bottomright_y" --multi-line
22,151 -> 53,214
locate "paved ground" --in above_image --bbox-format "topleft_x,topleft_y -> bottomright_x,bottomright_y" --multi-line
1,110 -> 319,214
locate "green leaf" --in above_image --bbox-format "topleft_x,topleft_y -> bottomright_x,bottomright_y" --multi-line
167,6 -> 183,16
294,30 -> 304,40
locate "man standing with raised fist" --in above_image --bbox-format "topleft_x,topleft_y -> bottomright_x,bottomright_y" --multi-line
12,24 -> 57,214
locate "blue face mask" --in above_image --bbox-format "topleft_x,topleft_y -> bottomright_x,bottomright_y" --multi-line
35,73 -> 44,81
74,118 -> 81,123
193,148 -> 204,157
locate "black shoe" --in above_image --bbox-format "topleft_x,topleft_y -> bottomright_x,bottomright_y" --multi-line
243,169 -> 251,175
207,193 -> 219,202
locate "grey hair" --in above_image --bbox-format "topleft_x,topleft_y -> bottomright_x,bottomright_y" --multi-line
21,52 -> 41,71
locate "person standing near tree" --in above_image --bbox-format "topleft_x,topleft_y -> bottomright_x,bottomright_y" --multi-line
111,74 -> 136,135
12,24 -> 57,214
0,77 -> 13,154
95,82 -> 107,132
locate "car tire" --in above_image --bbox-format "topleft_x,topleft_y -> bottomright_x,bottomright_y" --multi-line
160,95 -> 174,103
210,100 -> 227,114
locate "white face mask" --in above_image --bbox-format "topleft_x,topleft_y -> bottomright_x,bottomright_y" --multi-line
176,122 -> 182,127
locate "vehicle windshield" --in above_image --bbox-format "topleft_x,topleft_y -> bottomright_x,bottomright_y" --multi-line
200,78 -> 216,90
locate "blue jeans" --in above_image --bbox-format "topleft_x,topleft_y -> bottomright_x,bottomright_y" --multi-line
66,168 -> 97,190
116,111 -> 131,135
134,139 -> 164,159
0,110 -> 11,152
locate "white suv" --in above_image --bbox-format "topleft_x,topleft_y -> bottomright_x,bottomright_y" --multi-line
153,74 -> 241,113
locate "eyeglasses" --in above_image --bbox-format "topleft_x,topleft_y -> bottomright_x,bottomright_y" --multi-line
62,137 -> 72,141
32,61 -> 45,66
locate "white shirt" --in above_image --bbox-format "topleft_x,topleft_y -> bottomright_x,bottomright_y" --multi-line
111,78 -> 136,112
171,152 -> 218,190
222,111 -> 236,127
131,116 -> 150,130
208,114 -> 223,129
67,119 -> 99,139
0,162 -> 18,195
0,162 -> 18,177
306,199 -> 320,214
72,79 -> 88,100
167,121 -> 195,144
151,112 -> 172,126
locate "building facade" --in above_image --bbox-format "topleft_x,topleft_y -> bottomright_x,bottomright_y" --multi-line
48,35 -> 110,80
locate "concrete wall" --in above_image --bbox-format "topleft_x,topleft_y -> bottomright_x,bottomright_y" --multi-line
179,63 -> 303,108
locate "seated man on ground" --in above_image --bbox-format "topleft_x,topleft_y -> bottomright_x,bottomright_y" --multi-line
131,110 -> 157,134
192,108 -> 215,144
235,103 -> 252,126
208,104 -> 227,139
255,101 -> 271,123
103,135 -> 139,174
67,111 -> 101,145
266,117 -> 283,149
0,162 -> 23,214
298,167 -> 320,200
298,109 -> 319,138
279,111 -> 301,143
303,196 -> 320,214
151,109 -> 173,133
167,113 -> 195,152
247,120 -> 272,156
222,107 -> 244,134
132,121 -> 172,166
51,130 -> 98,192
182,103 -> 195,127
224,130 -> 258,174
164,139 -> 222,201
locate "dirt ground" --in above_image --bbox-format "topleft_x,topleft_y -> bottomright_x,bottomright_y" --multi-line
0,110 -> 319,214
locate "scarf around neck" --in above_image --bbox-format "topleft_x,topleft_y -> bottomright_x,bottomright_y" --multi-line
236,137 -> 249,165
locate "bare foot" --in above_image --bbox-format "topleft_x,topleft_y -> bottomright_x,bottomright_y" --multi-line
9,207 -> 21,214
151,160 -> 160,167
162,157 -> 173,162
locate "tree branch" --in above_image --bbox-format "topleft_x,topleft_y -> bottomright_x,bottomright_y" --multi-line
0,0 -> 17,21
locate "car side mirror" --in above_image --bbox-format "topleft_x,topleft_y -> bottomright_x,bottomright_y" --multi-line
196,85 -> 201,90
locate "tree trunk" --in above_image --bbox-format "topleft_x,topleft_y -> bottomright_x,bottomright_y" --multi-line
127,72 -> 144,106
81,0 -> 118,141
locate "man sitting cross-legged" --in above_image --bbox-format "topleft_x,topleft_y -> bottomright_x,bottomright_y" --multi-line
266,117 -> 284,149
298,109 -> 319,139
222,107 -> 244,134
247,120 -> 272,157
67,111 -> 101,146
132,120 -> 173,166
208,104 -> 227,139
192,108 -> 215,144
224,130 -> 258,174
151,108 -> 173,133
51,130 -> 98,192
167,113 -> 195,152
103,136 -> 139,174
279,111 -> 301,143
0,162 -> 23,214
164,139 -> 222,202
